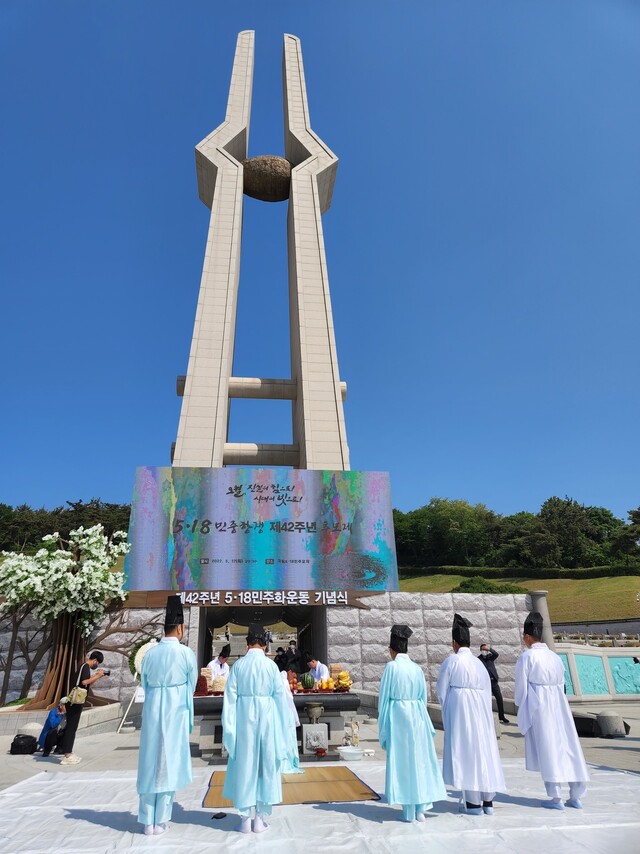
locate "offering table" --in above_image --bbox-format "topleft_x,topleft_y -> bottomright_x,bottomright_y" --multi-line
194,691 -> 361,759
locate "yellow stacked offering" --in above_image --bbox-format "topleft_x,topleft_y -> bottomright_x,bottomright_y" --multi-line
336,670 -> 353,690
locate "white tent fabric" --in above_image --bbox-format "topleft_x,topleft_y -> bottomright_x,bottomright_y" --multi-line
0,759 -> 638,853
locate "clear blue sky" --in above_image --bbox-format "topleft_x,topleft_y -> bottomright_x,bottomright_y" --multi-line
1,0 -> 638,520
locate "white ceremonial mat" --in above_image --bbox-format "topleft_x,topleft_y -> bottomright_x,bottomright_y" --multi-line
0,760 -> 638,853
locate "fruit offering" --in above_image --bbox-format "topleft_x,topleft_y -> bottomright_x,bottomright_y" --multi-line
301,672 -> 315,690
336,670 -> 353,690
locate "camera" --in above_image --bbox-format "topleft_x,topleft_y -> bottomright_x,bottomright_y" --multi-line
102,669 -> 111,676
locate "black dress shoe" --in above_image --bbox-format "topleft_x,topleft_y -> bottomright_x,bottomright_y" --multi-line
499,718 -> 511,725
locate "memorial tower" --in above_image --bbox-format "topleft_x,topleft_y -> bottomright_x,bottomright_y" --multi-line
173,31 -> 350,473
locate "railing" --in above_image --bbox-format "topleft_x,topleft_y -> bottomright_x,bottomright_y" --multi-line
555,642 -> 640,699
553,633 -> 640,647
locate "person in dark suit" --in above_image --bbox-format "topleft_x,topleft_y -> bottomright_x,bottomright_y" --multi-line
478,644 -> 511,725
273,647 -> 288,672
285,639 -> 302,674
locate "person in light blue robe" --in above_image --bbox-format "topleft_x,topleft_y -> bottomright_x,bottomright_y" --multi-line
136,596 -> 198,836
222,624 -> 290,834
378,624 -> 447,823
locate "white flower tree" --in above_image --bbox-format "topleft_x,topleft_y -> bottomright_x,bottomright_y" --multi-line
0,524 -> 130,709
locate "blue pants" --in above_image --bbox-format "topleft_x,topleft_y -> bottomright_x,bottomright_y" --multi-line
138,791 -> 174,826
402,803 -> 429,821
238,801 -> 272,819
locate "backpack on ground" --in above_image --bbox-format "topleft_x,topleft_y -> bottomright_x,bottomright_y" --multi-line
10,734 -> 38,755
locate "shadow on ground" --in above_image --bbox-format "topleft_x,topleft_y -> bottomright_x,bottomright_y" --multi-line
63,801 -> 235,835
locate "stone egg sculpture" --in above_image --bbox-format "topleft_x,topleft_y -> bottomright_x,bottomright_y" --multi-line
242,155 -> 292,202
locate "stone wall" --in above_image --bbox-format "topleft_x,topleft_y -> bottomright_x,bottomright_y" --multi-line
3,595 -> 531,705
0,612 -> 50,705
327,592 -> 530,701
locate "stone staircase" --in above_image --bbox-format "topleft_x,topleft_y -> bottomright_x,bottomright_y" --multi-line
210,633 -> 293,665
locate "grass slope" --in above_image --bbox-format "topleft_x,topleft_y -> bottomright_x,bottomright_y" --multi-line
399,574 -> 640,623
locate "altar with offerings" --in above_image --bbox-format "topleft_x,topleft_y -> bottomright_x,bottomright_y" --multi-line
194,691 -> 361,760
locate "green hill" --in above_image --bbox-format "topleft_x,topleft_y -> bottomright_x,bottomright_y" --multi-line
399,573 -> 640,623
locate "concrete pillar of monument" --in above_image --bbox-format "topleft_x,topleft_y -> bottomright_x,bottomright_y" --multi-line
173,30 -> 254,467
283,34 -> 350,471
527,589 -> 556,650
173,31 -> 349,473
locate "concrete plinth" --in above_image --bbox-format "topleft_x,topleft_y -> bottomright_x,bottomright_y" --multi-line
301,723 -> 328,754
597,710 -> 627,738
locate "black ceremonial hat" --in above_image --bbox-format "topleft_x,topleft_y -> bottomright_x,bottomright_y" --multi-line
247,623 -> 267,643
165,595 -> 184,627
220,644 -> 231,658
389,624 -> 413,653
452,613 -> 473,645
524,611 -> 544,639
390,624 -> 413,640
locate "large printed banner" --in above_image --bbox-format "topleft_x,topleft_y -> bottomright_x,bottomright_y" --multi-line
124,467 -> 399,592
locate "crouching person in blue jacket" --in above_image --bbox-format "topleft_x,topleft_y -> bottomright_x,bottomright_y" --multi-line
38,698 -> 67,756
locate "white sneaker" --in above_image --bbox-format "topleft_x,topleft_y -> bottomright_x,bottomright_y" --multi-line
253,815 -> 269,834
143,825 -> 154,836
238,817 -> 252,834
60,754 -> 82,766
154,823 -> 169,835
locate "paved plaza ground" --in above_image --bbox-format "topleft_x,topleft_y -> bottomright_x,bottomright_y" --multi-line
0,702 -> 638,853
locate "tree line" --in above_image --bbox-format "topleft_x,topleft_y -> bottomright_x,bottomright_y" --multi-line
0,499 -> 131,552
1,494 -> 639,570
394,497 -> 640,568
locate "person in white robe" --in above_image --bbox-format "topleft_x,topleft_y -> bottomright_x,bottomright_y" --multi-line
305,654 -> 329,683
378,624 -> 447,822
207,643 -> 231,677
437,613 -> 506,815
136,596 -> 198,836
276,658 -> 303,774
222,624 -> 290,834
515,610 -> 589,810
